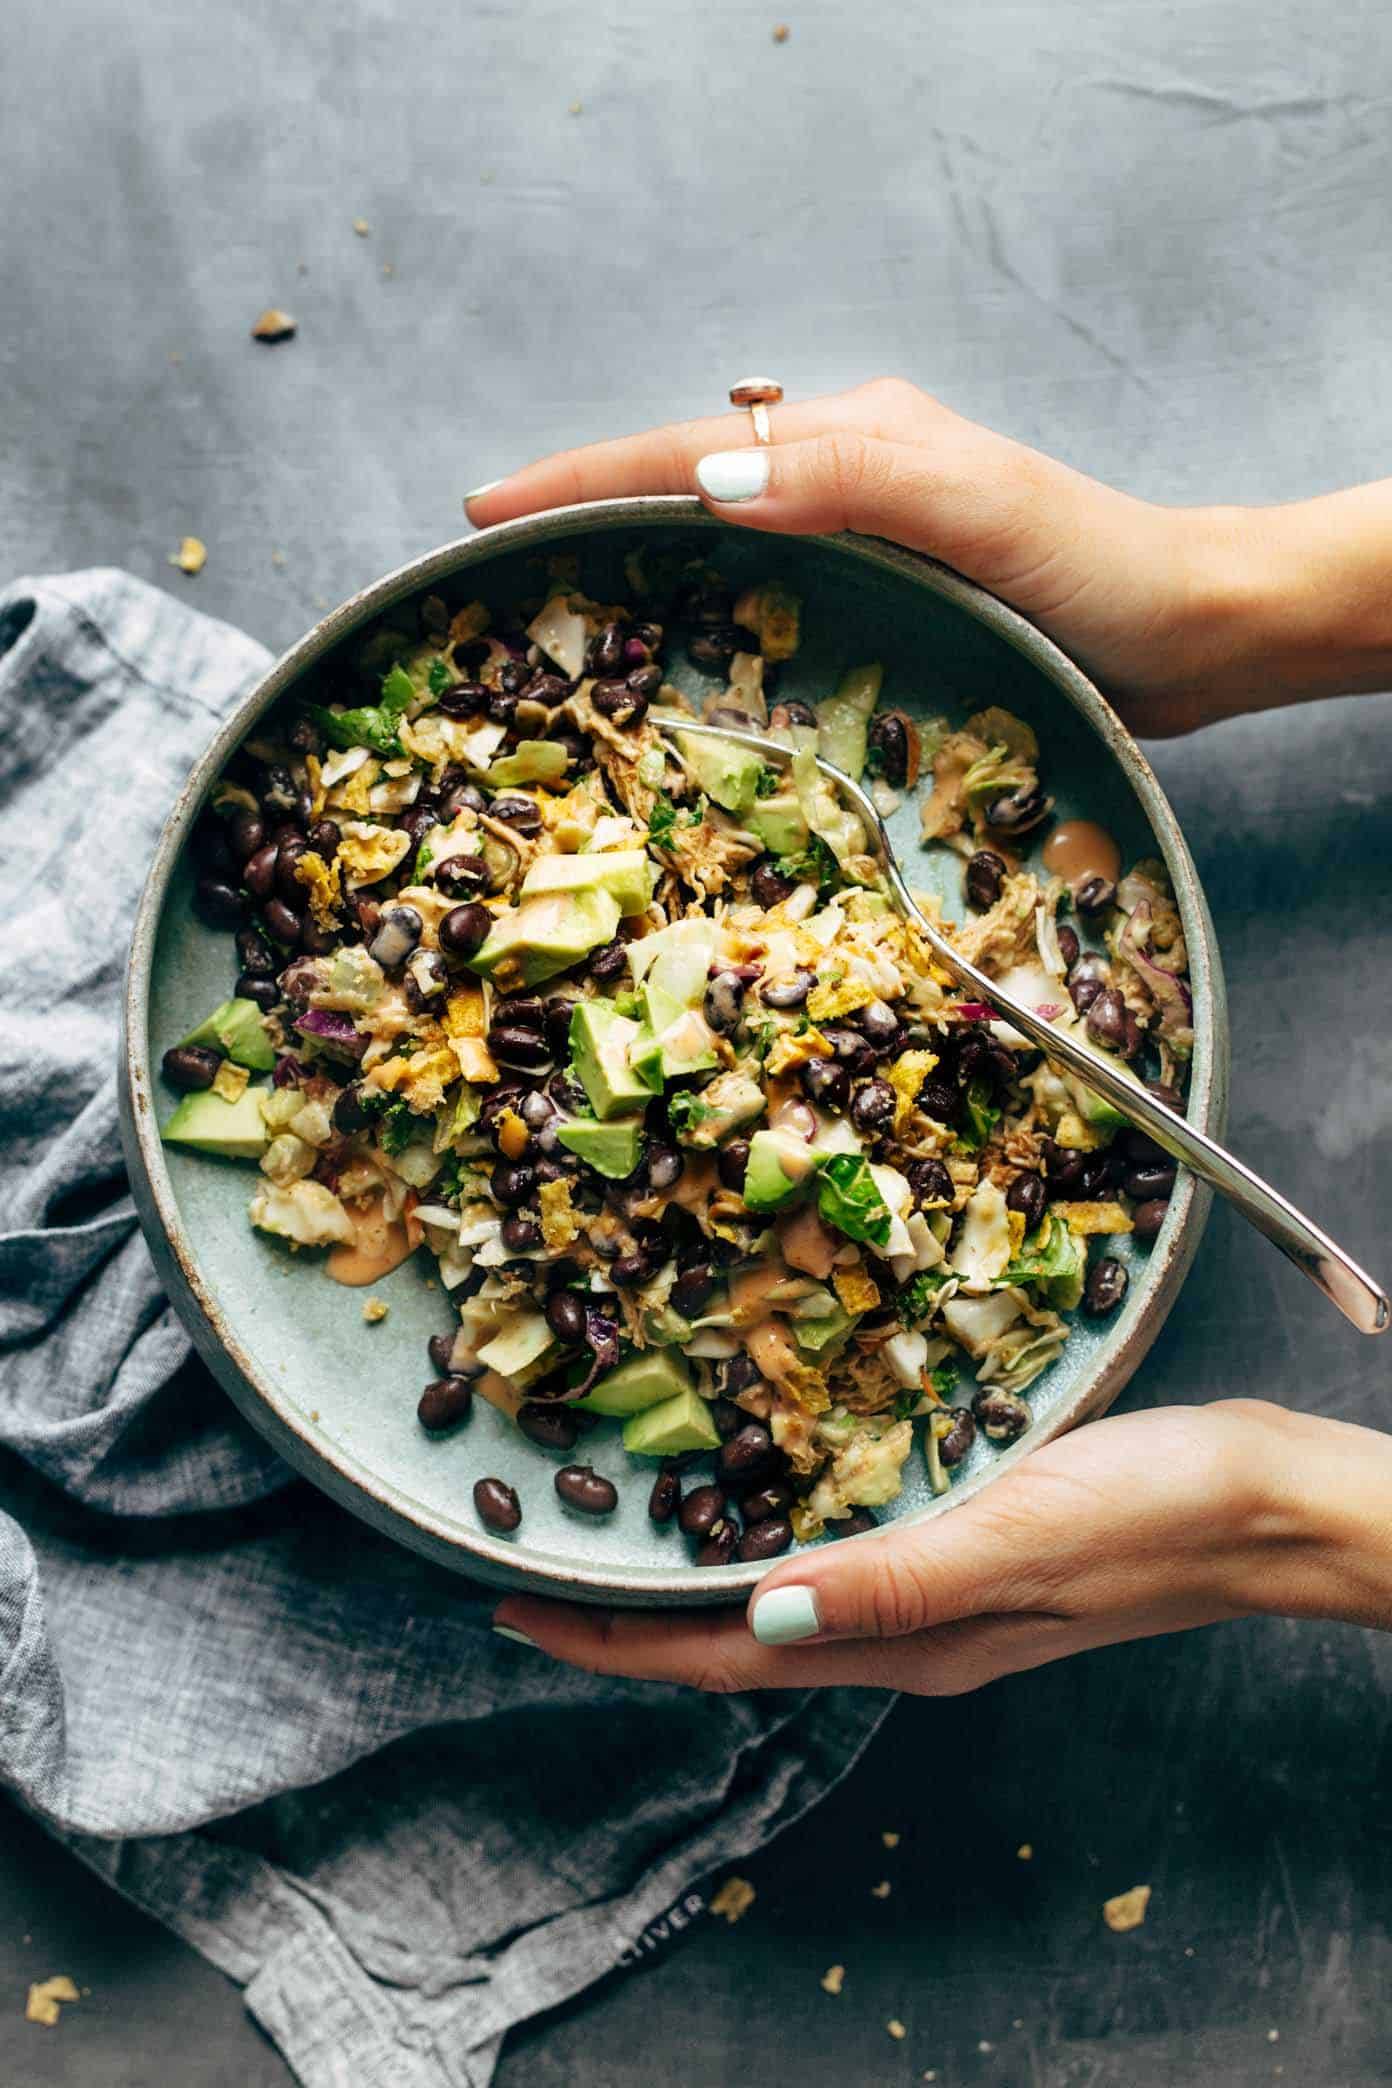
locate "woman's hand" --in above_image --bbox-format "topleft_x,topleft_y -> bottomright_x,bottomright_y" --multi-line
466,377 -> 1392,735
493,1402 -> 1392,1694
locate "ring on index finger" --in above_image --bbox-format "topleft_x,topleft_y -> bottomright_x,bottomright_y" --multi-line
728,376 -> 783,446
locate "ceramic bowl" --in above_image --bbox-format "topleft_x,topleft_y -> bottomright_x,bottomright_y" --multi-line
120,498 -> 1228,1605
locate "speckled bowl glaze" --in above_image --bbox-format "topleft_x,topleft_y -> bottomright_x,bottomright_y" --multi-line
120,498 -> 1229,1606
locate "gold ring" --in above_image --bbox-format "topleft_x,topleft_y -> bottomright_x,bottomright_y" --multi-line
729,376 -> 783,446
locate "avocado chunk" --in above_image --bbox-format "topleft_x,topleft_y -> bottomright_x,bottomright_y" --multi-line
742,1126 -> 820,1212
161,1085 -> 269,1160
1064,1063 -> 1138,1131
468,888 -> 622,988
569,999 -> 656,1120
477,1312 -> 557,1388
521,849 -> 655,917
622,1382 -> 722,1456
556,1117 -> 644,1179
747,790 -> 809,859
675,731 -> 765,815
578,1348 -> 691,1417
630,984 -> 721,1087
178,997 -> 275,1073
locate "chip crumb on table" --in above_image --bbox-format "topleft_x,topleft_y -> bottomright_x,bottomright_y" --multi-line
870,1879 -> 891,1899
168,536 -> 206,577
772,21 -> 791,39
1103,1883 -> 1152,1932
1017,1842 -> 1034,1860
709,1876 -> 755,1924
250,307 -> 296,342
820,1964 -> 845,1995
887,2018 -> 906,2041
352,217 -> 371,236
25,1976 -> 81,2028
362,1297 -> 389,1324
881,1830 -> 900,1848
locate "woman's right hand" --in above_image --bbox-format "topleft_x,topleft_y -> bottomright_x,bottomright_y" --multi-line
464,377 -> 1299,736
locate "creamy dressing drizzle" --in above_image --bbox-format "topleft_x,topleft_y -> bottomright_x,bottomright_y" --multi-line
1042,819 -> 1121,887
326,1195 -> 414,1286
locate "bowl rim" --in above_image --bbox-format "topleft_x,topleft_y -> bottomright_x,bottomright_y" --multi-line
120,495 -> 1229,1605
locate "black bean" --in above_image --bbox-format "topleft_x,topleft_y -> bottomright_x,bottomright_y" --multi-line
438,903 -> 492,959
333,1082 -> 371,1133
544,1289 -> 586,1344
704,972 -> 745,1034
1056,922 -> 1081,969
718,1423 -> 776,1489
1085,987 -> 1129,1049
485,687 -> 519,727
583,619 -> 624,677
816,1028 -> 874,1081
905,1157 -> 953,1209
850,1078 -> 896,1134
260,763 -> 300,817
427,1331 -> 456,1375
490,1161 -> 536,1208
1119,1126 -> 1167,1167
1068,954 -> 1109,1014
441,781 -> 488,819
161,1043 -> 221,1091
275,835 -> 309,906
747,860 -> 793,910
1042,1138 -> 1087,1194
1075,875 -> 1117,917
858,999 -> 902,1049
451,636 -> 489,674
800,1058 -> 850,1111
609,1252 -> 653,1288
487,1024 -> 551,1070
984,785 -> 1050,833
627,662 -> 663,698
717,1139 -> 752,1192
404,950 -> 448,1012
740,1484 -> 793,1525
761,968 -> 814,1010
1132,1197 -> 1169,1241
1124,1162 -> 1177,1201
547,1068 -> 590,1115
719,1355 -> 760,1398
192,877 -> 242,929
1083,1256 -> 1129,1316
369,906 -> 422,970
697,1520 -> 741,1567
972,1388 -> 1031,1443
738,1518 -> 793,1562
1078,1149 -> 1122,1199
519,1402 -> 580,1452
418,1377 -> 474,1433
918,1079 -> 959,1122
491,793 -> 543,836
305,816 -> 340,859
705,1397 -> 743,1441
236,972 -> 279,1012
555,1464 -> 619,1516
438,680 -> 488,718
837,1508 -> 879,1537
229,807 -> 266,862
434,852 -> 489,897
939,1407 -> 977,1467
671,1265 -> 715,1319
965,849 -> 1007,912
236,924 -> 274,975
1006,1171 -> 1047,1235
678,1484 -> 727,1537
266,816 -> 305,848
648,1469 -> 681,1525
262,897 -> 302,948
647,1145 -> 685,1193
474,1476 -> 522,1531
588,939 -> 629,984
500,1214 -> 542,1253
497,657 -> 532,696
519,1088 -> 554,1133
1145,1080 -> 1184,1114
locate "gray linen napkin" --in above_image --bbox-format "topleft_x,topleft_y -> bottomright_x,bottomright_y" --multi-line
0,570 -> 890,2088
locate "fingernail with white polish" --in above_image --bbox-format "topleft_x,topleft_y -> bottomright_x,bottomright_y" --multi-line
695,450 -> 769,504
750,1585 -> 821,1646
463,478 -> 506,511
492,1623 -> 538,1649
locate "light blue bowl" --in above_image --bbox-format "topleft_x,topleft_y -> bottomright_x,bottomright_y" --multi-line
120,499 -> 1228,1605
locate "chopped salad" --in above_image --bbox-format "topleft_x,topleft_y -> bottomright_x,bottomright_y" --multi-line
163,549 -> 1192,1564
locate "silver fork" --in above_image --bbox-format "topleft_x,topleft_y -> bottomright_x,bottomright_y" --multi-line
651,712 -> 1389,1336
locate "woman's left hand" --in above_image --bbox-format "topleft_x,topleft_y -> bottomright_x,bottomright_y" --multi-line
493,1401 -> 1392,1694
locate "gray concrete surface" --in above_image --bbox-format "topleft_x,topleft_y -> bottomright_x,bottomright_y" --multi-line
4,0 -> 1392,2082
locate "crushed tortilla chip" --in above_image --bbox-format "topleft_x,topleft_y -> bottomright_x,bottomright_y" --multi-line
451,1038 -> 498,1084
294,849 -> 344,932
709,1877 -> 756,1924
329,761 -> 382,817
734,582 -> 800,662
833,1266 -> 880,1316
538,1176 -> 582,1250
495,1108 -> 529,1161
251,307 -> 297,341
887,1048 -> 938,1130
442,985 -> 487,1038
338,820 -> 410,888
1017,1843 -> 1033,1861
304,751 -> 326,818
1050,1200 -> 1134,1236
362,1297 -> 389,1324
806,973 -> 875,1023
790,1500 -> 825,1543
871,1880 -> 892,1899
26,1976 -> 81,2027
448,599 -> 491,644
1054,1110 -> 1108,1152
211,1059 -> 250,1104
352,216 -> 371,236
1006,1206 -> 1027,1255
1103,1884 -> 1151,1933
882,1830 -> 901,1848
887,2019 -> 907,2040
766,1026 -> 833,1077
370,1044 -> 457,1115
168,536 -> 206,576
820,1964 -> 845,1995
